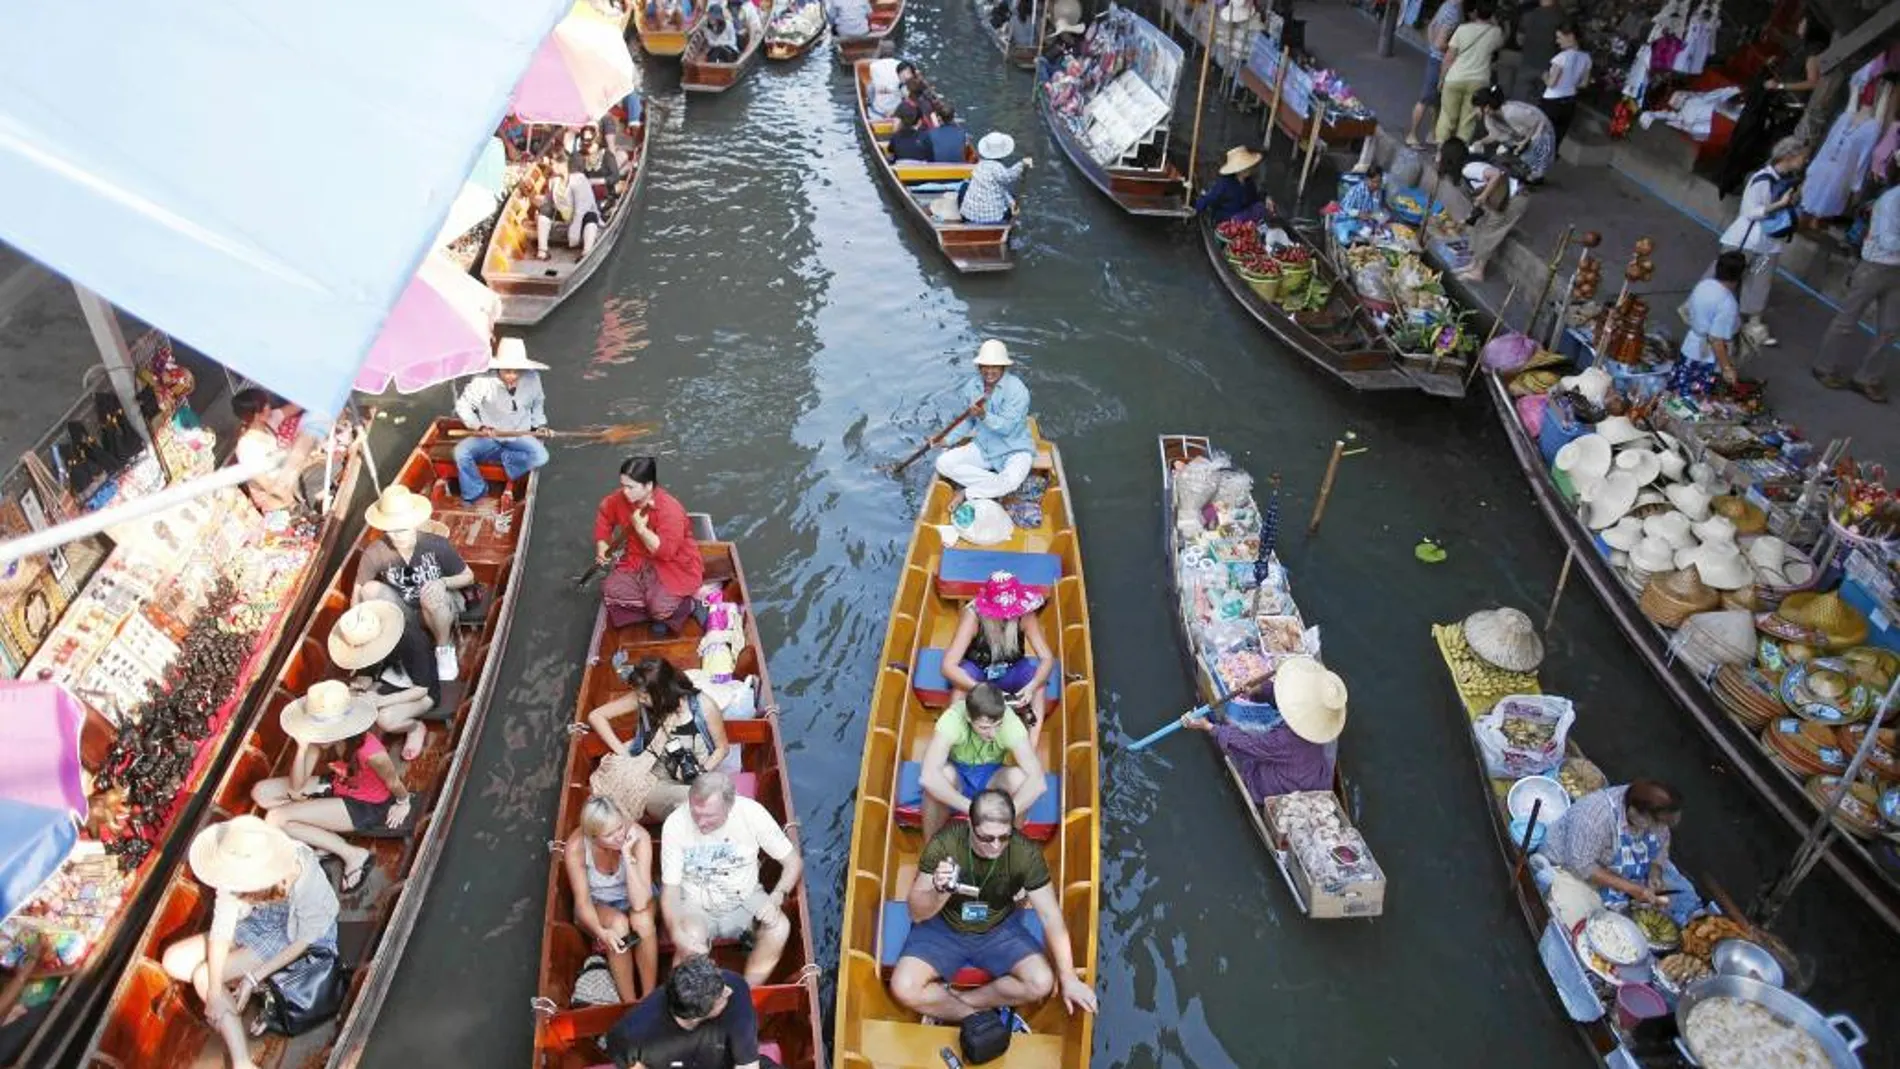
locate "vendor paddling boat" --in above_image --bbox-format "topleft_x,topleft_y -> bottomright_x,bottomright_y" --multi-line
1158,435 -> 1384,919
763,0 -> 827,59
80,418 -> 536,1069
682,0 -> 779,92
852,59 -> 1016,273
834,423 -> 1098,1068
1,426 -> 366,1069
1477,359 -> 1900,934
1033,8 -> 1190,218
530,518 -> 823,1068
634,0 -> 706,55
974,0 -> 1039,68
833,0 -> 905,66
481,110 -> 650,325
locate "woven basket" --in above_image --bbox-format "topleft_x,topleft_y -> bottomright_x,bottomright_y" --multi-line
1640,569 -> 1719,629
1242,271 -> 1283,301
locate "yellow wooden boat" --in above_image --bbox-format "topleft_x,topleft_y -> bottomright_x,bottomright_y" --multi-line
834,423 -> 1099,1068
633,0 -> 705,55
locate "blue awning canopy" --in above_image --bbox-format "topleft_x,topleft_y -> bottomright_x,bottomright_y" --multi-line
0,0 -> 571,417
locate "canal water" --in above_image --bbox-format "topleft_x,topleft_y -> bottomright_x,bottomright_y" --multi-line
359,5 -> 1900,1067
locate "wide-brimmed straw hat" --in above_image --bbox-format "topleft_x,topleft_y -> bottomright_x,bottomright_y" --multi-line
974,339 -> 1013,367
973,571 -> 1044,620
1595,416 -> 1652,447
327,602 -> 406,670
364,484 -> 434,532
1615,448 -> 1662,486
1777,591 -> 1870,649
1601,516 -> 1644,552
976,132 -> 1017,160
1691,515 -> 1738,548
1582,472 -> 1642,529
1461,607 -> 1544,673
1665,483 -> 1713,522
1691,545 -> 1754,591
1273,656 -> 1348,743
1643,510 -> 1695,551
281,679 -> 379,745
488,337 -> 549,372
1554,434 -> 1612,487
1558,366 -> 1612,407
1220,146 -> 1264,175
189,815 -> 300,893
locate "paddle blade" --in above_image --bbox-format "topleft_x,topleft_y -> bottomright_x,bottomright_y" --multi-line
589,421 -> 661,445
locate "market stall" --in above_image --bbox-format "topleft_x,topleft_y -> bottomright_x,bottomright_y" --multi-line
1326,180 -> 1478,377
1037,5 -> 1193,216
0,337 -> 363,1065
1241,34 -> 1376,148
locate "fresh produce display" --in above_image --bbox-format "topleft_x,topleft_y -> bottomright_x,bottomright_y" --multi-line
1441,626 -> 1539,709
1681,914 -> 1751,959
1557,756 -> 1607,799
1633,905 -> 1681,950
1338,241 -> 1473,362
1656,952 -> 1712,991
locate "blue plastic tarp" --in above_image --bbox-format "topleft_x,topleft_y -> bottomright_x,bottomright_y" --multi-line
0,681 -> 88,923
0,800 -> 77,924
0,1 -> 571,417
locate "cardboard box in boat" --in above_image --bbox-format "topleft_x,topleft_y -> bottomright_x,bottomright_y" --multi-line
1289,844 -> 1387,919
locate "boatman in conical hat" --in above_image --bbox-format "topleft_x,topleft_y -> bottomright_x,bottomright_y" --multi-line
452,338 -> 553,507
936,340 -> 1034,511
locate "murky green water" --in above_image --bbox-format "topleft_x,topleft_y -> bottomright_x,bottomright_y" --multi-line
357,5 -> 1900,1066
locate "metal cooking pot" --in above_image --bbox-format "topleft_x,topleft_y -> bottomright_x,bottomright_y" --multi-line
1674,974 -> 1866,1068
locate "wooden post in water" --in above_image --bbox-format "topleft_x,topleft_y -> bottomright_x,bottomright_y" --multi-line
1183,0 -> 1219,202
1261,45 -> 1290,153
1294,99 -> 1324,202
1543,548 -> 1576,632
1307,438 -> 1346,535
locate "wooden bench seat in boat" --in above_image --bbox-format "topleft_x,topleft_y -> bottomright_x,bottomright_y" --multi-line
936,548 -> 1062,598
854,1020 -> 1063,1067
877,900 -> 1045,984
910,649 -> 1060,708
892,763 -> 1060,840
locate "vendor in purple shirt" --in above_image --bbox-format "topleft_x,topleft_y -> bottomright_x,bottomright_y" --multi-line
1180,655 -> 1344,800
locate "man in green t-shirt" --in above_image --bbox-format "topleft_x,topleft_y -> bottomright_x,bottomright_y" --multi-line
918,683 -> 1046,839
890,790 -> 1097,1028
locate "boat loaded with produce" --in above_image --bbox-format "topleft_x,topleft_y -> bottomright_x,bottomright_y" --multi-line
1471,235 -> 1900,933
1431,608 -> 1867,1069
1157,436 -> 1384,919
0,338 -> 365,1069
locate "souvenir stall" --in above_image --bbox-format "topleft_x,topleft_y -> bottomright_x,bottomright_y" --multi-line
1158,0 -> 1262,76
1166,450 -> 1386,919
0,335 -> 357,1058
1241,32 -> 1376,148
1042,5 -> 1185,172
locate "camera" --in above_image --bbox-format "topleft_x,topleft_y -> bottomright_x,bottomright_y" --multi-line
661,739 -> 703,784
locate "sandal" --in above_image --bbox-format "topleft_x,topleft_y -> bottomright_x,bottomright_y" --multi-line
1811,367 -> 1849,390
340,858 -> 370,894
1852,379 -> 1889,404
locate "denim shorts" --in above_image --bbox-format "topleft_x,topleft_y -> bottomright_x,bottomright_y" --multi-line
1419,53 -> 1444,105
898,912 -> 1042,982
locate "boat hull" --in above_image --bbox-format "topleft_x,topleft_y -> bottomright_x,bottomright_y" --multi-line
1035,59 -> 1189,218
682,0 -> 778,93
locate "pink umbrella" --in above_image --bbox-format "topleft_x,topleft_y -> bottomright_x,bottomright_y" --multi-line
510,4 -> 637,125
354,253 -> 501,394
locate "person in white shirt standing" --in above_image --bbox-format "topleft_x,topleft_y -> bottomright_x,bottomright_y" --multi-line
1715,136 -> 1811,348
452,338 -> 552,506
1539,23 -> 1592,150
1672,250 -> 1746,397
1814,150 -> 1900,404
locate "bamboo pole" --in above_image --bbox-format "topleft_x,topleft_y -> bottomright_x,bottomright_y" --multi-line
1415,173 -> 1442,254
1543,547 -> 1575,632
1524,226 -> 1576,342
1461,283 -> 1519,387
1183,0 -> 1219,202
1306,438 -> 1346,535
1294,96 -> 1324,202
1261,44 -> 1290,153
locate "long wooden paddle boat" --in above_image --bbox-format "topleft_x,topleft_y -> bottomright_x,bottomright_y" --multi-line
1157,435 -> 1383,919
1033,59 -> 1190,219
834,423 -> 1099,1068
8,434 -> 367,1069
80,418 -> 537,1069
529,519 -> 824,1069
974,0 -> 1039,68
682,0 -> 779,93
1479,366 -> 1900,934
851,60 -> 1016,274
1199,215 -> 1459,395
481,114 -> 651,326
833,0 -> 905,66
633,0 -> 706,55
763,0 -> 827,60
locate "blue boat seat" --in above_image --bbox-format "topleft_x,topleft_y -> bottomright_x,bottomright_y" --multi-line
893,761 -> 1059,841
911,649 -> 1061,709
936,548 -> 1061,599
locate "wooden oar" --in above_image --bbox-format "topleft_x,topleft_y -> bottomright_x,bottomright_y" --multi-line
447,422 -> 659,445
1127,671 -> 1274,752
570,526 -> 631,590
885,400 -> 984,475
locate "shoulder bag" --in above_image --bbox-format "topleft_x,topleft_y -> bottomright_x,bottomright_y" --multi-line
257,944 -> 351,1036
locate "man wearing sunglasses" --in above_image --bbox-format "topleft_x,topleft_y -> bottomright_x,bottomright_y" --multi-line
889,790 -> 1097,1030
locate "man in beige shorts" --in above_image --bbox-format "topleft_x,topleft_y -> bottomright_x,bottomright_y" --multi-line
660,771 -> 804,986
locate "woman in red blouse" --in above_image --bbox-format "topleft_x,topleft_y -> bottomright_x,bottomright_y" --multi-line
595,455 -> 705,633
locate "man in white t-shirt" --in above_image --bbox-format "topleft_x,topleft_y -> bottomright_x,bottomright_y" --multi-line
661,771 -> 804,986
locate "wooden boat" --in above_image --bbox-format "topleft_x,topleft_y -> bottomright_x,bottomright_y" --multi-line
832,0 -> 904,66
851,60 -> 1015,274
834,422 -> 1099,1068
530,518 -> 823,1068
81,418 -> 537,1069
973,0 -> 1039,68
682,0 -> 778,93
1157,435 -> 1383,920
633,0 -> 706,55
1479,366 -> 1900,934
1034,58 -> 1189,218
480,115 -> 651,325
8,434 -> 366,1069
763,0 -> 827,59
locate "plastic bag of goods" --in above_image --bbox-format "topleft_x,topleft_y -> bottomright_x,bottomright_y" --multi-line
1213,468 -> 1255,507
1474,694 -> 1575,779
1173,457 -> 1224,523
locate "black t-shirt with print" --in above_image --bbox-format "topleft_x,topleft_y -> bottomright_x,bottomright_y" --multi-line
358,533 -> 467,606
605,971 -> 759,1069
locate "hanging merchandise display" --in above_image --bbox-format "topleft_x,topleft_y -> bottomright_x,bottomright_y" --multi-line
1799,84 -> 1891,220
1242,30 -> 1377,147
1044,5 -> 1184,167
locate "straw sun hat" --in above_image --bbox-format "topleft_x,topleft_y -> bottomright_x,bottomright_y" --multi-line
976,132 -> 1017,161
1581,472 -> 1642,529
1594,416 -> 1651,447
363,484 -> 434,532
1272,656 -> 1348,744
1461,607 -> 1544,673
1554,434 -> 1612,488
189,814 -> 300,893
1220,145 -> 1264,175
281,679 -> 378,745
488,337 -> 549,372
974,339 -> 1014,367
327,602 -> 407,671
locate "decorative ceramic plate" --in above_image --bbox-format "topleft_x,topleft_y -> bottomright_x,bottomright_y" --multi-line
1779,658 -> 1872,725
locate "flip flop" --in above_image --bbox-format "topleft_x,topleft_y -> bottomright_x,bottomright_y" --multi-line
340,859 -> 370,894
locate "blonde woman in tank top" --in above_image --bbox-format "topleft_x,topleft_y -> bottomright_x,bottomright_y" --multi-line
562,796 -> 658,1001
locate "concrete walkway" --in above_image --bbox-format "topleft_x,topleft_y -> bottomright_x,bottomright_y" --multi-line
1281,2 -> 1896,462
